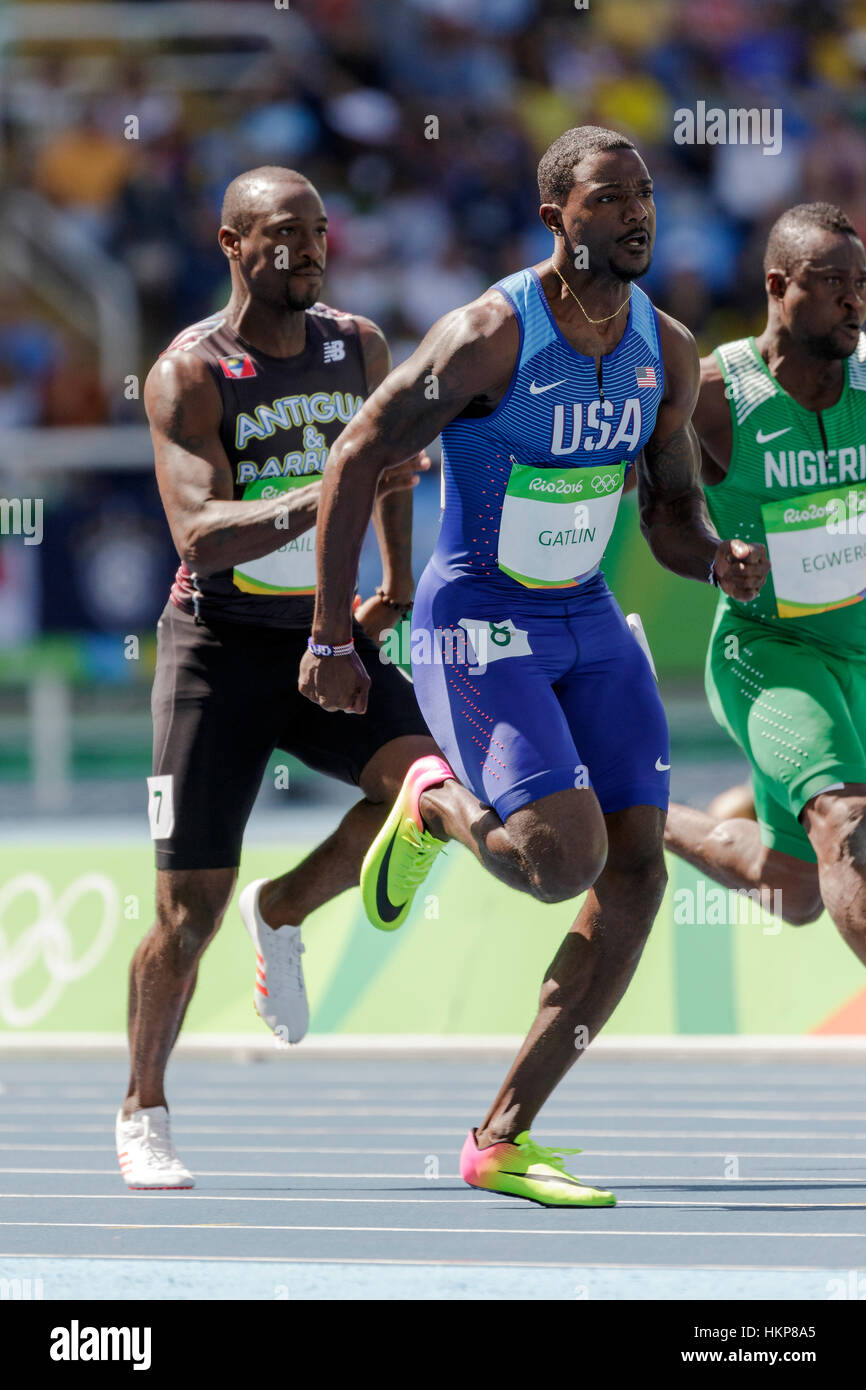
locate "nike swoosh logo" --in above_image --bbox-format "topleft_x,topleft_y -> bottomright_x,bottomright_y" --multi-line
375,827 -> 406,925
655,757 -> 671,771
528,378 -> 567,395
755,427 -> 791,444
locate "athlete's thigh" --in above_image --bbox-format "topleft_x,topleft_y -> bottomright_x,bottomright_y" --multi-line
554,599 -> 670,817
750,772 -> 816,862
410,579 -> 586,822
503,784 -> 608,864
708,623 -> 866,856
150,604 -> 282,871
276,623 -> 429,788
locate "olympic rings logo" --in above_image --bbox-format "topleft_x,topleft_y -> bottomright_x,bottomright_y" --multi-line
0,873 -> 119,1027
591,474 -> 620,494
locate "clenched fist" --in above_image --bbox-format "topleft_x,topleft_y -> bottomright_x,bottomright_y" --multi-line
298,646 -> 371,714
713,538 -> 769,602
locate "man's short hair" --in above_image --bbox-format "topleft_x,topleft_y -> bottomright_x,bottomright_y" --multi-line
764,202 -> 858,274
537,126 -> 636,205
221,166 -> 313,236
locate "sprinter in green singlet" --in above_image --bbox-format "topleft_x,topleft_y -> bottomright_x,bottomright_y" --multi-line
665,203 -> 866,972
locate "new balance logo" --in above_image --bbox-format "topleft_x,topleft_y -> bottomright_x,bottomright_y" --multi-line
323,340 -> 346,363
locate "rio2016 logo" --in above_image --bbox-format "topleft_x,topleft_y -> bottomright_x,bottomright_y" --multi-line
528,476 -> 584,496
0,874 -> 119,1027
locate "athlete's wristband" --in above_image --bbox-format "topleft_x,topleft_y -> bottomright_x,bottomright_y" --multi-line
307,637 -> 355,657
708,559 -> 721,588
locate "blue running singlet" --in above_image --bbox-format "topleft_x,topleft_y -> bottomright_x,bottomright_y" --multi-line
410,267 -> 671,820
434,266 -> 664,594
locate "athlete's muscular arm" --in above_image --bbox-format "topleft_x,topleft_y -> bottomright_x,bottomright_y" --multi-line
354,317 -> 429,643
146,352 -> 421,579
299,291 -> 518,712
145,353 -> 320,578
636,314 -> 768,600
692,353 -> 733,486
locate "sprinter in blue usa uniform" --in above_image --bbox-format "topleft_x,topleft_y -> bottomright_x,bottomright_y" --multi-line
300,127 -> 768,1207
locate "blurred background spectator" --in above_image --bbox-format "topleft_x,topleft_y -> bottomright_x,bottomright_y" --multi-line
3,0 -> 864,417
1,0 -> 865,811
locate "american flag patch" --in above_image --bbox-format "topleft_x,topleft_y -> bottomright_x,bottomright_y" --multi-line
636,366 -> 657,389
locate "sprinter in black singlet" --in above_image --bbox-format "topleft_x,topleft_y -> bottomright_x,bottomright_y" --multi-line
115,166 -> 447,1188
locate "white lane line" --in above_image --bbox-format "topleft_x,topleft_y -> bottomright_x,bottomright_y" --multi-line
1,1125 -> 864,1141
1,1145 -> 433,1155
4,1191 -> 866,1209
0,1104 -> 859,1120
2,1252 -> 838,1271
9,1085 -> 863,1100
4,1030 -> 865,1054
1,1220 -> 864,1236
13,1071 -> 866,1085
2,1144 -> 865,1160
2,1170 -> 865,1183
568,1150 -> 866,1160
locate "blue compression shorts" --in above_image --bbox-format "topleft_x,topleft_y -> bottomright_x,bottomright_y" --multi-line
409,564 -> 671,822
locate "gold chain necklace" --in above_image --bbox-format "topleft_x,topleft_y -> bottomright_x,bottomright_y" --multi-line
551,262 -> 631,325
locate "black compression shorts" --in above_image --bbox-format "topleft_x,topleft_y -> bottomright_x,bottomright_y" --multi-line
148,601 -> 429,870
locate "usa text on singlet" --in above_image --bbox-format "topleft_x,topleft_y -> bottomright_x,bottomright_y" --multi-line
434,267 -> 665,598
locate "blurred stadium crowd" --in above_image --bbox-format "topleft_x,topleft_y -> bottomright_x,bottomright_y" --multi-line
0,0 -> 865,769
3,0 -> 866,430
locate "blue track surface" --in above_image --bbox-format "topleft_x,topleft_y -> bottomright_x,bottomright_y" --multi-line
1,1055 -> 865,1299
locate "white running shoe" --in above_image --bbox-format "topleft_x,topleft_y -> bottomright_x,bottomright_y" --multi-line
115,1106 -> 195,1189
239,878 -> 309,1043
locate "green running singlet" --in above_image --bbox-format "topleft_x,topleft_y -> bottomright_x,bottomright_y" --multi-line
704,335 -> 866,860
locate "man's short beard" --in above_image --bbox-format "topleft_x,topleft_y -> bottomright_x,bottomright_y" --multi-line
608,253 -> 652,283
558,229 -> 651,284
283,284 -> 320,312
802,331 -> 856,361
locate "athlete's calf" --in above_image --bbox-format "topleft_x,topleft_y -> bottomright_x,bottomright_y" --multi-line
124,867 -> 237,1114
803,786 -> 866,964
665,802 -> 824,927
474,805 -> 666,1148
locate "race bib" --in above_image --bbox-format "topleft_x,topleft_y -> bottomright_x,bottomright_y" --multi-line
761,484 -> 866,618
497,461 -> 624,589
233,476 -> 318,596
147,775 -> 175,840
